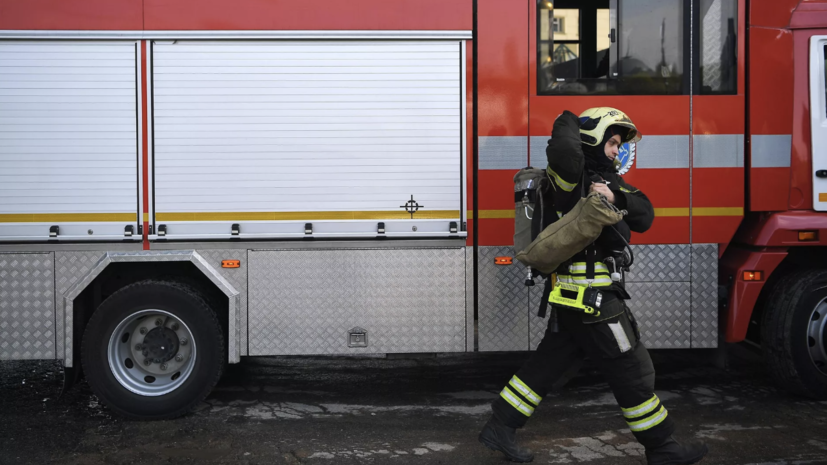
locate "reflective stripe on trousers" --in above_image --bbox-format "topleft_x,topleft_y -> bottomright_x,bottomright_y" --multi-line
622,394 -> 669,432
499,375 -> 542,417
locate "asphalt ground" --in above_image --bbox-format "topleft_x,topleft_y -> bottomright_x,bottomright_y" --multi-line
2,344 -> 827,465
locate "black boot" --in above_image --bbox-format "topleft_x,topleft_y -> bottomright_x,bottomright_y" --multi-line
478,415 -> 534,463
645,437 -> 708,465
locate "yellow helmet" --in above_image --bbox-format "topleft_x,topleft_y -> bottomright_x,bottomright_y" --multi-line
578,107 -> 642,147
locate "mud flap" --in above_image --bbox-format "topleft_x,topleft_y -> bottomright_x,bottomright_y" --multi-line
60,365 -> 82,399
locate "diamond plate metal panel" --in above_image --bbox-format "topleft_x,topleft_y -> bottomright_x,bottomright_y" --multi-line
466,246 -> 475,352
626,282 -> 691,349
478,246 -> 528,352
195,249 -> 249,356
55,251 -> 106,296
625,244 -> 691,282
248,248 -> 466,355
530,278 -> 692,350
528,275 -> 549,351
0,254 -> 55,359
692,244 -> 719,348
55,251 -> 107,364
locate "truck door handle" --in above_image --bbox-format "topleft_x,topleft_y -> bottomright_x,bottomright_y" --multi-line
817,170 -> 827,178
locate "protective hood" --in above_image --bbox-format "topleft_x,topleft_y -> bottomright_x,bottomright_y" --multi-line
582,127 -> 621,174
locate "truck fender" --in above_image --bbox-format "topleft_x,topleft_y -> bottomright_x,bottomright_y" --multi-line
719,246 -> 788,343
61,250 -> 241,367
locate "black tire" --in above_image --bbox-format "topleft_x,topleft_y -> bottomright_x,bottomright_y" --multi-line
81,280 -> 224,419
761,269 -> 827,399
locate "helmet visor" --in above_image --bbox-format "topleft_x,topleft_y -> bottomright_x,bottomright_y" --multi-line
613,123 -> 641,144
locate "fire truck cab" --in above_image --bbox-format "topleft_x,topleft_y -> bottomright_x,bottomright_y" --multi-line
0,0 -> 826,418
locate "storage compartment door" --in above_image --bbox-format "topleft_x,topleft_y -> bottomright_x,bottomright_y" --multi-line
151,40 -> 465,239
248,248 -> 466,355
0,41 -> 141,241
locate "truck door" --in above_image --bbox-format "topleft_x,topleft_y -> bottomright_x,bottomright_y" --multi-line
476,0 -> 741,351
811,36 -> 827,210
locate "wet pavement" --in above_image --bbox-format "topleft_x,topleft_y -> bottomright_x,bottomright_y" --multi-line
2,344 -> 827,464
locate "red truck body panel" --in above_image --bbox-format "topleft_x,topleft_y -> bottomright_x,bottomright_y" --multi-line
2,0 -> 827,346
0,0 -> 473,31
720,1 -> 827,342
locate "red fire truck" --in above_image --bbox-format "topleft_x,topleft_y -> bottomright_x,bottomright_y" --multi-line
0,0 -> 825,418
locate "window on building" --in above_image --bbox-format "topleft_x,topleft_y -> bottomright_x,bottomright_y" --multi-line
699,0 -> 737,94
538,0 -> 688,95
539,8 -> 580,80
552,17 -> 564,33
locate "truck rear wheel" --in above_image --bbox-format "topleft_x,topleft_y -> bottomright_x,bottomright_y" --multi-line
81,280 -> 224,419
762,270 -> 827,399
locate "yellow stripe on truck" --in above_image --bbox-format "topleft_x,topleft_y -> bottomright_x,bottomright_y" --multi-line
651,207 -> 743,217
156,210 -> 461,222
472,208 -> 742,219
471,210 -> 515,219
653,208 -> 690,217
7,207 -> 740,224
691,207 -> 743,217
654,207 -> 743,217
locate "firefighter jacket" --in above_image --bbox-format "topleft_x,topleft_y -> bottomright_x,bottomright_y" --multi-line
544,111 -> 655,297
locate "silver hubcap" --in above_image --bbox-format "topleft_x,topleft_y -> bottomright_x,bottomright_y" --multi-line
108,309 -> 196,396
808,300 -> 827,376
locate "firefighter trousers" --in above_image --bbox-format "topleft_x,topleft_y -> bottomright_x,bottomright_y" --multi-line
491,299 -> 676,448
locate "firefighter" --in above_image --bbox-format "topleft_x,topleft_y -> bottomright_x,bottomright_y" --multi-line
478,108 -> 709,465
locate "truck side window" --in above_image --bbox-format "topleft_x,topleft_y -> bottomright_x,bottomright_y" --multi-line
538,0 -> 614,94
699,0 -> 737,94
538,0 -> 687,95
618,0 -> 685,94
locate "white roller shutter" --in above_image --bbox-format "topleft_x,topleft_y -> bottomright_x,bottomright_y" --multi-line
151,41 -> 465,239
0,41 -> 140,241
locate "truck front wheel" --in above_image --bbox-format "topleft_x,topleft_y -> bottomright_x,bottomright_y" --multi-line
762,270 -> 827,400
81,280 -> 224,419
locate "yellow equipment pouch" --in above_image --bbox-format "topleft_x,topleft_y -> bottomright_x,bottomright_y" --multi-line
548,282 -> 602,317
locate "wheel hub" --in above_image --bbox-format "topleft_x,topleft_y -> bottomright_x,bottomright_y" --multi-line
808,301 -> 827,376
142,327 -> 180,364
109,310 -> 196,396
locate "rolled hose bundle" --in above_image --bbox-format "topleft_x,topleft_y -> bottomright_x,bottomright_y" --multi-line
515,192 -> 626,274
